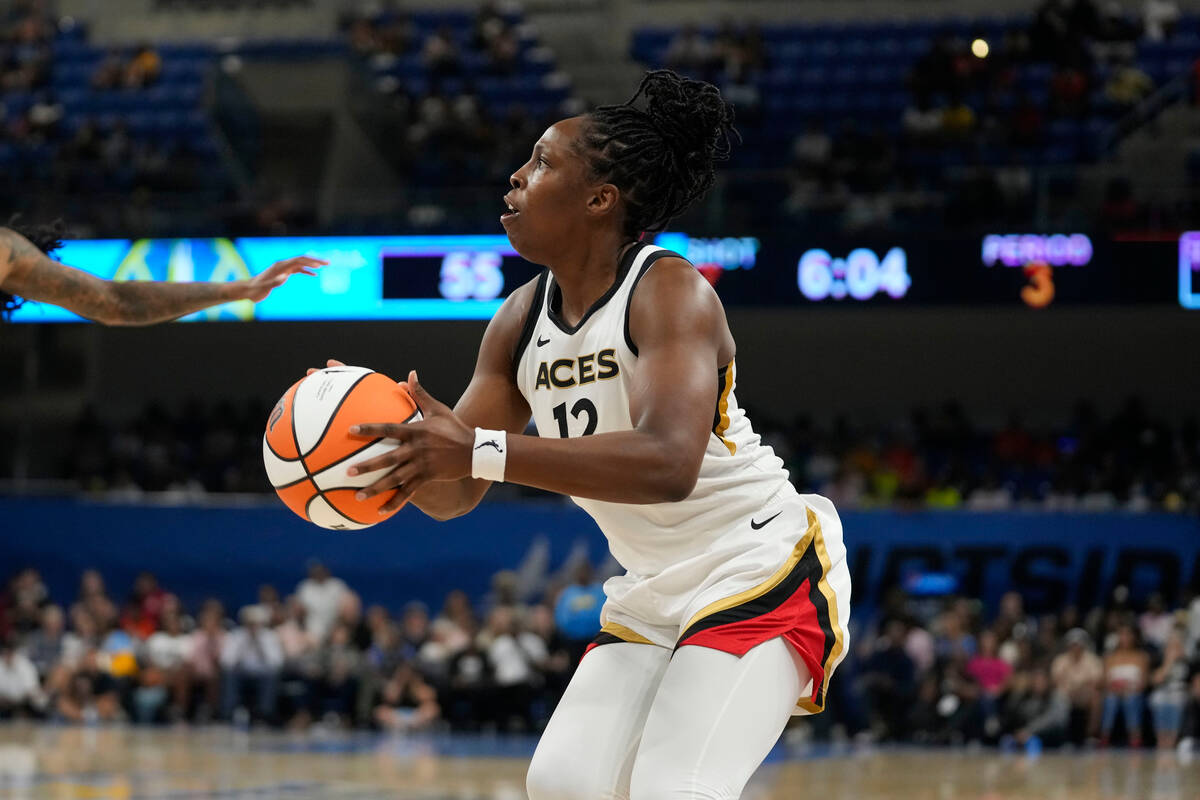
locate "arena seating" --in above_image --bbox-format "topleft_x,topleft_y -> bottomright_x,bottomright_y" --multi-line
632,15 -> 1200,170
345,7 -> 571,119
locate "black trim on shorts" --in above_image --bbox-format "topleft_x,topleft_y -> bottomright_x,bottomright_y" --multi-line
623,249 -> 686,356
589,631 -> 629,649
512,269 -> 548,378
675,538 -> 836,687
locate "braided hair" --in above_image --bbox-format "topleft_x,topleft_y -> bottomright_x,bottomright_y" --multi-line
1,217 -> 64,318
575,69 -> 738,238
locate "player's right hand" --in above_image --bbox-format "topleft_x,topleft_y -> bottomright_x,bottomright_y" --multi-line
306,358 -> 345,376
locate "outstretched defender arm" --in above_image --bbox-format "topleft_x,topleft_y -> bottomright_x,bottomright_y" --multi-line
0,227 -> 325,326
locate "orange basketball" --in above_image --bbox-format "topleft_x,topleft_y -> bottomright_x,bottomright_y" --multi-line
263,366 -> 420,530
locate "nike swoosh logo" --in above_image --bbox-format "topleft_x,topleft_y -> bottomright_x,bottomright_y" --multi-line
750,511 -> 782,530
475,440 -> 503,453
537,336 -> 551,346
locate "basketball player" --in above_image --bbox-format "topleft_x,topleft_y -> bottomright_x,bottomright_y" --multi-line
341,70 -> 851,799
0,222 -> 324,324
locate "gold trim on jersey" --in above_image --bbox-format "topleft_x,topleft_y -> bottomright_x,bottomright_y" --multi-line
713,360 -> 737,455
599,621 -> 655,645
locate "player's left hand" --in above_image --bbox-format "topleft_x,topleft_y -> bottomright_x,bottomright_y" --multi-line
348,371 -> 474,513
241,256 -> 328,302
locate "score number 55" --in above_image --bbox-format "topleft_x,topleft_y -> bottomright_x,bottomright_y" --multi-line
439,251 -> 504,301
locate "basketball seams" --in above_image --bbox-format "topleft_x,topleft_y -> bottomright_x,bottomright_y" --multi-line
263,435 -> 300,464
302,371 -> 374,459
305,493 -> 368,531
275,368 -> 417,528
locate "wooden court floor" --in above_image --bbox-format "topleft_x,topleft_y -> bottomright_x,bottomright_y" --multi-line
0,723 -> 1196,799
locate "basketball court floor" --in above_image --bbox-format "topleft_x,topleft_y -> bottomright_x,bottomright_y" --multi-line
0,724 -> 1195,799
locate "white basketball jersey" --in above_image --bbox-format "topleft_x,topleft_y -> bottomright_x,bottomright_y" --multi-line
514,243 -> 793,579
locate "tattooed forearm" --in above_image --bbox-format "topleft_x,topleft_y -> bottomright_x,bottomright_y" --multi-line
100,279 -> 242,325
0,227 -> 244,325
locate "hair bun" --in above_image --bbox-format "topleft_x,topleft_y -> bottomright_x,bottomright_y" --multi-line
579,69 -> 739,235
638,70 -> 737,165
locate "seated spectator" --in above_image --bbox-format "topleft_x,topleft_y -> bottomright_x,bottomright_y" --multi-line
137,607 -> 192,723
444,634 -> 492,731
91,49 -> 126,91
0,634 -> 45,718
121,571 -> 168,639
399,601 -> 432,658
438,589 -> 479,644
296,561 -> 348,645
791,119 -> 832,175
1100,624 -> 1149,747
553,564 -> 606,663
2,568 -> 48,637
251,585 -> 281,627
1006,666 -> 1070,747
100,620 -> 140,693
313,622 -> 360,725
1052,628 -> 1104,744
23,604 -> 69,680
858,620 -> 917,741
417,616 -> 466,682
902,94 -> 944,143
485,26 -> 519,76
722,63 -> 762,125
221,604 -> 283,724
55,649 -> 122,723
526,603 -> 571,715
124,43 -> 161,89
187,601 -> 225,721
941,94 -> 977,140
275,597 -> 319,728
347,17 -> 380,56
1050,62 -> 1090,117
1105,56 -> 1154,107
967,630 -> 1012,735
483,605 -> 546,731
471,0 -> 508,51
422,25 -> 462,80
1139,593 -> 1175,652
373,662 -> 440,731
1148,631 -> 1190,751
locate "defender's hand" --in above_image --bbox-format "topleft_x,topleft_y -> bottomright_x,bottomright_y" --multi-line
241,256 -> 326,302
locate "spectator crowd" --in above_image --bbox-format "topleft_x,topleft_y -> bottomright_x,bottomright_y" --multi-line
39,394 -> 1200,514
656,0 -> 1198,235
2,562 -> 1199,758
1,1 -> 222,238
846,587 -> 1200,755
0,562 -> 606,732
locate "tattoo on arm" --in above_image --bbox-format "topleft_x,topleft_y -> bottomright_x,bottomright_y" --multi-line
0,227 -> 240,325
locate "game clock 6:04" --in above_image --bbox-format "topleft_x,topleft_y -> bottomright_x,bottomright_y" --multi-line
797,247 -> 911,301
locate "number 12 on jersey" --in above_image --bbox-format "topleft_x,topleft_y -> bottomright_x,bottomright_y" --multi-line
552,399 -> 598,437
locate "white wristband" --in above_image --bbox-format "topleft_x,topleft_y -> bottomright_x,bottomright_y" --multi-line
471,428 -> 507,482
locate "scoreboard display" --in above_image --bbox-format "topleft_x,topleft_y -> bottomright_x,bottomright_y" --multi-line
7,230 -> 1192,323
